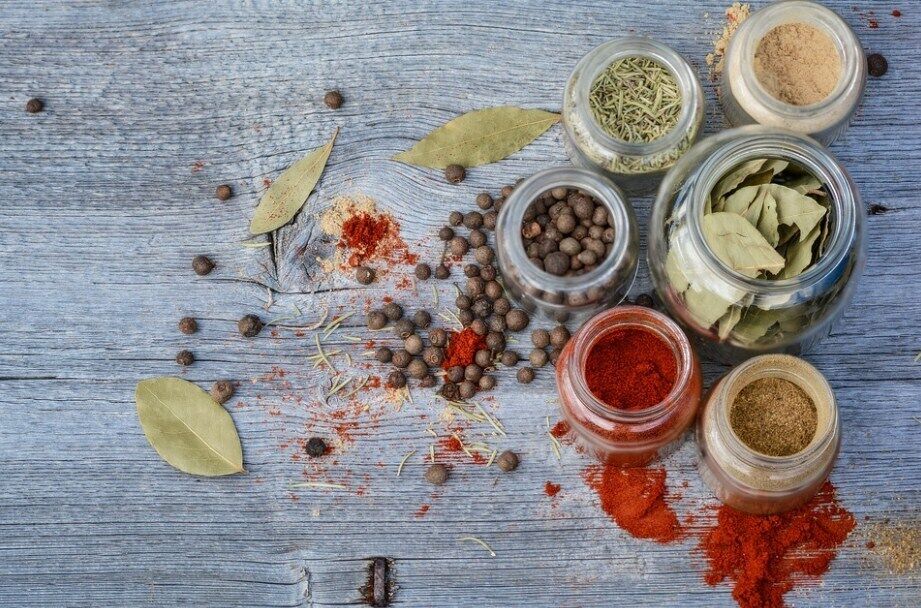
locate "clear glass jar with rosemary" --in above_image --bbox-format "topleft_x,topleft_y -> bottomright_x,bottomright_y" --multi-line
563,37 -> 705,195
648,126 -> 865,364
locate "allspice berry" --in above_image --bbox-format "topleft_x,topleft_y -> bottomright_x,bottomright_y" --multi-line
388,370 -> 407,388
405,334 -> 424,355
549,325 -> 570,347
634,293 -> 654,308
500,350 -> 519,366
458,380 -> 477,399
238,314 -> 263,337
531,329 -> 550,348
429,328 -> 448,347
505,308 -> 530,332
305,437 -> 327,458
434,264 -> 450,279
413,309 -> 432,329
215,184 -> 233,201
415,263 -> 432,280
210,380 -> 235,404
425,463 -> 449,485
867,53 -> 888,78
496,450 -> 519,472
375,346 -> 393,363
478,375 -> 496,391
178,316 -> 198,335
355,266 -> 375,285
517,367 -> 535,384
176,350 -> 194,366
407,358 -> 428,380
445,164 -> 466,184
323,90 -> 343,109
529,348 -> 549,368
192,255 -> 215,276
367,310 -> 387,330
25,98 -> 44,113
382,302 -> 404,321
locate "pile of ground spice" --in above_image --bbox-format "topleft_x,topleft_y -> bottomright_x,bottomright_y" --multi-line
753,23 -> 842,106
866,521 -> 920,575
319,195 -> 417,270
707,2 -> 752,81
582,464 -> 682,543
730,377 -> 817,457
584,327 -> 677,411
701,481 -> 855,608
441,327 -> 487,370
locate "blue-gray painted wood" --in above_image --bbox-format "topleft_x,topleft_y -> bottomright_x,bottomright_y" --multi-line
1,1 -> 918,606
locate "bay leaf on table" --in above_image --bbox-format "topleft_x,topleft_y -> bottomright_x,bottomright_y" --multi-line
702,212 -> 786,278
779,223 -> 822,279
136,377 -> 244,477
249,128 -> 338,235
392,106 -> 560,168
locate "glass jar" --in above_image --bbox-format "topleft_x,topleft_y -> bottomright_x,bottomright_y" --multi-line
648,126 -> 865,364
698,354 -> 840,514
555,306 -> 702,466
562,37 -> 705,195
721,0 -> 866,146
496,166 -> 638,324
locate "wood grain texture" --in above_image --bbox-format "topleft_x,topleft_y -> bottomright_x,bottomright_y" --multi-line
1,1 -> 919,607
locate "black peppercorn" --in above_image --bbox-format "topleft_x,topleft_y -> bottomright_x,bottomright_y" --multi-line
178,316 -> 198,335
323,90 -> 343,109
478,375 -> 496,391
382,302 -> 404,321
445,164 -> 466,184
25,98 -> 44,113
215,184 -> 233,201
496,450 -> 519,472
449,211 -> 464,226
355,266 -> 375,285
413,309 -> 432,328
176,350 -> 194,366
238,314 -> 263,337
192,255 -> 215,276
517,367 -> 535,384
375,346 -> 393,363
446,365 -> 465,383
367,310 -> 387,330
500,350 -> 519,366
393,319 -> 415,339
505,309 -> 530,332
210,380 -> 235,404
867,53 -> 888,78
415,263 -> 431,280
392,349 -> 412,368
434,264 -> 450,279
439,226 -> 455,241
388,370 -> 407,388
305,436 -> 328,457
425,463 -> 449,485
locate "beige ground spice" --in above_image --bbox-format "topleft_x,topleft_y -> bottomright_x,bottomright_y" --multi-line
730,377 -> 817,456
706,2 -> 751,81
867,521 -> 920,575
754,23 -> 842,106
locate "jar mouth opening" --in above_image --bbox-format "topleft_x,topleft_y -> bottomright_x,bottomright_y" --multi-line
574,37 -> 701,155
716,354 -> 838,468
689,129 -> 856,293
497,167 -> 633,294
736,1 -> 864,120
570,306 -> 694,422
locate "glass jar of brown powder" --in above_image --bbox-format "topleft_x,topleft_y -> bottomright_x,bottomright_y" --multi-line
698,354 -> 840,515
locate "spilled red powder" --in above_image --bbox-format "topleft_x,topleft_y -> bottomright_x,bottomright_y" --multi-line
582,464 -> 682,543
441,327 -> 487,369
338,211 -> 418,268
701,481 -> 855,608
584,327 -> 677,411
544,481 -> 561,497
414,504 -> 431,518
439,435 -> 463,453
868,18 -> 879,28
550,420 -> 570,439
892,9 -> 902,17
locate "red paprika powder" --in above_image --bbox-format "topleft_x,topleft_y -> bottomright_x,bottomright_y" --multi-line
584,327 -> 677,410
339,212 -> 393,266
701,481 -> 855,608
441,327 -> 486,370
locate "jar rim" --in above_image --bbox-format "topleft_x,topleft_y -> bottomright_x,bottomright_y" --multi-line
730,0 -> 866,126
715,354 -> 839,469
687,126 -> 859,295
496,166 -> 637,298
571,37 -> 703,156
566,306 -> 696,423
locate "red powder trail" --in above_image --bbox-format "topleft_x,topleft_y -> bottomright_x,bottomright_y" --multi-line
544,481 -> 561,497
414,504 -> 431,518
441,327 -> 487,370
550,420 -> 570,439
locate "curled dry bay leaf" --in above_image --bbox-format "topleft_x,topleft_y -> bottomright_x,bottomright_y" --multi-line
136,377 -> 244,477
702,212 -> 786,278
250,128 -> 338,235
393,106 -> 560,168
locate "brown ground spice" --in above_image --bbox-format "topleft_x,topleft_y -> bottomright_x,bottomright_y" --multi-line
730,377 -> 817,456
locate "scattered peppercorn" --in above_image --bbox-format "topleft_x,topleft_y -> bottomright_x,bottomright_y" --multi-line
238,314 -> 263,337
415,263 -> 432,280
474,349 -> 493,368
408,358 -> 429,379
434,264 -> 450,279
429,328 -> 448,347
192,255 -> 215,276
215,184 -> 233,201
549,325 -> 570,348
178,316 -> 198,335
505,309 -> 530,332
867,53 -> 888,78
517,367 -> 535,384
446,365 -> 465,383
210,380 -> 235,404
529,348 -> 549,368
393,319 -> 415,339
392,349 -> 412,368
323,90 -> 344,109
478,375 -> 496,391
367,310 -> 387,330
420,375 -> 437,388
463,211 -> 484,229
305,437 -> 327,457
634,293 -> 655,308
449,211 -> 464,226
382,302 -> 404,321
413,309 -> 432,328
388,370 -> 407,388
25,98 -> 44,113
531,329 -> 550,348
176,350 -> 194,366
375,346 -> 393,363
405,334 -> 424,355
500,350 -> 519,366
496,450 -> 519,472
449,236 -> 469,256
422,346 -> 444,367
425,463 -> 449,485
439,226 -> 455,241
469,229 -> 487,248
476,192 -> 494,210
355,266 -> 375,285
458,380 -> 477,399
445,164 -> 466,184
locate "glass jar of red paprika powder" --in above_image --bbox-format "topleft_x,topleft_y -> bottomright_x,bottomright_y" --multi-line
555,305 -> 702,466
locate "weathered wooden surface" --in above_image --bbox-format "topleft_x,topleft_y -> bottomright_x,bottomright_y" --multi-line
1,1 -> 918,606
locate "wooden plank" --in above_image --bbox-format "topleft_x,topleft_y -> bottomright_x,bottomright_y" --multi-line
1,1 -> 919,607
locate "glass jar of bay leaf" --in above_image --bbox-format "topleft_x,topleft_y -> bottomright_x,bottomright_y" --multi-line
562,37 -> 705,195
648,126 -> 865,364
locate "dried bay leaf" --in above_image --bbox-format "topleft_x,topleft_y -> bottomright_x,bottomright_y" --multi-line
684,286 -> 736,328
702,212 -> 786,278
393,107 -> 560,168
665,247 -> 690,293
767,185 -> 827,241
711,158 -> 788,206
250,128 -> 338,235
717,306 -> 743,340
136,377 -> 244,476
780,223 -> 822,279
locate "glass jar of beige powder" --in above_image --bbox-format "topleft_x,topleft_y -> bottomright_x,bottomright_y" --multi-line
721,1 -> 866,145
697,354 -> 840,515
